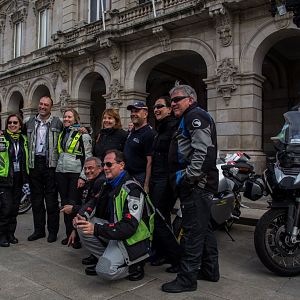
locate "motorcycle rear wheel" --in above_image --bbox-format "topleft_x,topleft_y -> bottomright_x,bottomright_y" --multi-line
254,208 -> 300,277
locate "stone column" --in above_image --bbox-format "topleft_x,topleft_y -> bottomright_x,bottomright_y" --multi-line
21,107 -> 38,123
206,72 -> 266,173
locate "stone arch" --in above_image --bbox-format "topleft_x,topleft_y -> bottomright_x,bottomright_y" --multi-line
240,20 -> 300,74
72,63 -> 110,99
28,78 -> 54,108
125,38 -> 216,92
6,86 -> 25,112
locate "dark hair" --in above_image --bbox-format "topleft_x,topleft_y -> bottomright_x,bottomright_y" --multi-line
40,96 -> 53,106
6,113 -> 23,130
105,149 -> 125,163
156,95 -> 171,107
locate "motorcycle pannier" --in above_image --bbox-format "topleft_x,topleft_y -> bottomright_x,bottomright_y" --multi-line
243,176 -> 265,201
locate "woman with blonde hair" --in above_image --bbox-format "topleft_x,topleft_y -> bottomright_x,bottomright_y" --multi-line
56,108 -> 92,248
94,108 -> 128,161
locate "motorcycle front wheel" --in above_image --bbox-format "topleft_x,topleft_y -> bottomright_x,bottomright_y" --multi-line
254,208 -> 300,276
18,193 -> 32,214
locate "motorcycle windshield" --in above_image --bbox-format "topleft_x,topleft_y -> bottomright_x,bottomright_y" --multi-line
275,111 -> 300,144
284,111 -> 300,144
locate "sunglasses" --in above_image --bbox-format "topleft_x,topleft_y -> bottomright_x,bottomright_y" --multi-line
170,96 -> 189,103
153,104 -> 167,110
8,121 -> 19,125
101,161 -> 119,168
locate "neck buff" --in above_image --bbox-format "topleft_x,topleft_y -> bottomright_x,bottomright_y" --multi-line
7,129 -> 21,140
106,170 -> 126,188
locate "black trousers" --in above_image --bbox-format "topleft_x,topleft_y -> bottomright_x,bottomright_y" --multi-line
29,157 -> 59,235
0,173 -> 22,238
177,187 -> 219,286
149,177 -> 182,265
56,172 -> 81,238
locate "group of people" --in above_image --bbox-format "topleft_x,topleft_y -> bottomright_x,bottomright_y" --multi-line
0,83 -> 220,293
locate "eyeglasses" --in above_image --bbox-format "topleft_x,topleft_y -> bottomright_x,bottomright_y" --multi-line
101,161 -> 118,168
153,104 -> 167,110
8,121 -> 19,125
170,96 -> 189,103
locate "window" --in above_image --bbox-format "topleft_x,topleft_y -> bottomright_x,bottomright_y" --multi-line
14,22 -> 22,58
88,0 -> 110,23
38,9 -> 48,48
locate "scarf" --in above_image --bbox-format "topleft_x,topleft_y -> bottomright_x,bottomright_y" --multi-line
7,129 -> 21,140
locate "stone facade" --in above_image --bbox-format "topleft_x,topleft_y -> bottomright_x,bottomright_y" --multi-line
0,0 -> 300,172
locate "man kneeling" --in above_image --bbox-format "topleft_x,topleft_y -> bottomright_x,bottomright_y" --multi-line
74,149 -> 153,281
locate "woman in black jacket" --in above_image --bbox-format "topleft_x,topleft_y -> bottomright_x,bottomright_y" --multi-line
94,109 -> 127,161
0,114 -> 29,247
149,96 -> 182,271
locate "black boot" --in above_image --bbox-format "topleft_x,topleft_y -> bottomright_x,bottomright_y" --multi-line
128,263 -> 144,281
82,254 -> 98,265
161,278 -> 197,293
0,235 -> 10,247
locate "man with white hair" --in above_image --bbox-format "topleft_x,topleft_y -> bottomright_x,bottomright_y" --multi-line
162,84 -> 219,293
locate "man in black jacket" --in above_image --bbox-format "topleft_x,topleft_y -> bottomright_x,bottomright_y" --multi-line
162,84 -> 219,293
75,150 -> 154,281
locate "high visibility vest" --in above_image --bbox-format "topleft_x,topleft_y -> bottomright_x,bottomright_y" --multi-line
57,131 -> 83,156
0,135 -> 29,178
115,182 -> 155,246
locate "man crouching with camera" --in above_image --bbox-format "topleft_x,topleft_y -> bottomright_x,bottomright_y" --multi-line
74,149 -> 154,281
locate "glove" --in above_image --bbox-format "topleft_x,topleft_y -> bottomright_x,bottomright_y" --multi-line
22,183 -> 31,196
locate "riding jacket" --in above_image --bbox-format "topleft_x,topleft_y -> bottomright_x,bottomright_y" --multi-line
56,126 -> 92,175
26,115 -> 63,168
81,171 -> 155,265
168,103 -> 219,193
0,132 -> 29,187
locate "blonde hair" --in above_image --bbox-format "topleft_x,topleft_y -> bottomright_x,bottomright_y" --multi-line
63,108 -> 81,124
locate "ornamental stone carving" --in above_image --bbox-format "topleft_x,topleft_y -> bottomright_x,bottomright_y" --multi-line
109,43 -> 120,71
152,25 -> 171,52
274,11 -> 293,30
87,56 -> 95,73
216,58 -> 238,105
59,89 -> 70,111
22,80 -> 30,95
109,79 -> 122,99
33,0 -> 55,15
50,72 -> 59,90
209,3 -> 232,47
9,0 -> 29,26
0,14 -> 6,33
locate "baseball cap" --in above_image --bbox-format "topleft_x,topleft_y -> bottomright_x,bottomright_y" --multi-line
126,101 -> 148,111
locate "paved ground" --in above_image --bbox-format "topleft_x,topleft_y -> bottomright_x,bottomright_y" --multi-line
0,201 -> 299,300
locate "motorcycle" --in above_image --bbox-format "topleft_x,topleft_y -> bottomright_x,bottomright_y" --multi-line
18,192 -> 31,214
253,111 -> 300,276
173,152 -> 256,241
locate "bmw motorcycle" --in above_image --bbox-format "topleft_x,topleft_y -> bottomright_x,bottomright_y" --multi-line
254,111 -> 300,276
173,152 -> 257,241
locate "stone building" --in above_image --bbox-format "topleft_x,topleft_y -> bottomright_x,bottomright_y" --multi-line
0,0 -> 300,171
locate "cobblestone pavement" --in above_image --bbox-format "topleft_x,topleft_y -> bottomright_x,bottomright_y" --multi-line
0,208 -> 299,300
